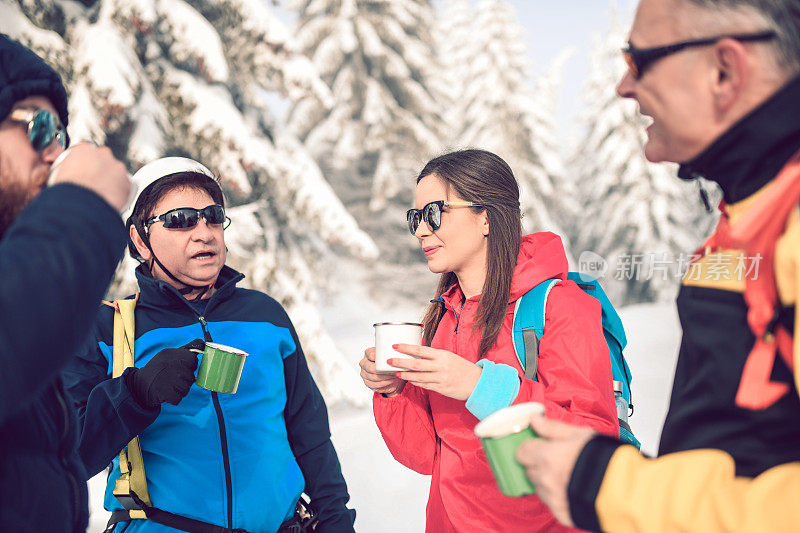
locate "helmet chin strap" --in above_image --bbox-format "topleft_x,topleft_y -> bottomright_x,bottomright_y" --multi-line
134,220 -> 212,301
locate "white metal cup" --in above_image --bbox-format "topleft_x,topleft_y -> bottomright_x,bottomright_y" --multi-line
46,140 -> 100,185
47,141 -> 137,216
373,322 -> 423,372
46,144 -> 76,186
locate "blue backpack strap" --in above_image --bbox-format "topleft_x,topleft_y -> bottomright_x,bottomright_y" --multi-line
512,279 -> 560,381
619,420 -> 641,449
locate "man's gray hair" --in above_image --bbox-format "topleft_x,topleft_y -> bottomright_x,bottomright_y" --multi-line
685,0 -> 800,72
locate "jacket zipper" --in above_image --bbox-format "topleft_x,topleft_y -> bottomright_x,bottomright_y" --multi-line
197,314 -> 234,529
159,278 -> 240,529
53,383 -> 81,532
453,300 -> 466,333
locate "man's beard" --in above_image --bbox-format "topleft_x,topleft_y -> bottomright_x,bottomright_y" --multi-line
0,184 -> 33,241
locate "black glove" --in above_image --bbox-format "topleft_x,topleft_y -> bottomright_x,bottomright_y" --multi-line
126,339 -> 204,409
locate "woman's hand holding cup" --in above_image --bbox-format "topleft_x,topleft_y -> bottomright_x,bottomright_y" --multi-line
359,347 -> 406,397
389,344 -> 481,401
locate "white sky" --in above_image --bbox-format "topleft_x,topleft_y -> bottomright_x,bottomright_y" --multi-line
507,0 -> 640,140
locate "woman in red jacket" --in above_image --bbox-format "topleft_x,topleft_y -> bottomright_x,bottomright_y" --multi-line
359,149 -> 618,532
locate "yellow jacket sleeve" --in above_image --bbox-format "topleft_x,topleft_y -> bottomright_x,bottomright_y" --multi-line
593,445 -> 800,532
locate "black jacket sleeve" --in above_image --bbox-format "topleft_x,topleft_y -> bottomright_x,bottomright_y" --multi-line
282,317 -> 356,532
0,184 -> 126,424
61,315 -> 161,477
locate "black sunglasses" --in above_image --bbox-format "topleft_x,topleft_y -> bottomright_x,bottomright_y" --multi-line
622,30 -> 776,79
146,204 -> 230,231
7,108 -> 69,151
406,200 -> 482,236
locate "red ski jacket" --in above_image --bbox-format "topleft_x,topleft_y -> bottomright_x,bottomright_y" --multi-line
374,232 -> 618,532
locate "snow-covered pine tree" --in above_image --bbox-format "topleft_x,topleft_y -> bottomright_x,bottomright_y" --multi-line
455,0 -> 569,241
1,0 -> 377,404
287,0 -> 445,263
436,0 -> 473,144
530,48 -> 579,241
571,19 -> 716,306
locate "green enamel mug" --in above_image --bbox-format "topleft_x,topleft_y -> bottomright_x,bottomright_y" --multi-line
474,402 -> 544,497
190,342 -> 248,394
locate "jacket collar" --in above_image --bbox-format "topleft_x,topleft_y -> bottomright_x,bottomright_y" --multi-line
134,263 -> 244,310
438,232 -> 568,309
678,74 -> 800,204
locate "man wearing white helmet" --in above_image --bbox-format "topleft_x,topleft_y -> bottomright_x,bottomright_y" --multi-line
63,157 -> 355,533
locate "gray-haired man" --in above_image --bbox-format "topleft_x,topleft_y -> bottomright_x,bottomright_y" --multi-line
517,1 -> 800,531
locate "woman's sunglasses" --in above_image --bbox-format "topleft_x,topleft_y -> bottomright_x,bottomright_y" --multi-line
145,204 -> 231,231
7,108 -> 69,151
406,200 -> 482,236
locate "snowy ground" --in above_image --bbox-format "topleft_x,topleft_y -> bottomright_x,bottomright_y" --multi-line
617,302 -> 681,456
87,280 -> 681,532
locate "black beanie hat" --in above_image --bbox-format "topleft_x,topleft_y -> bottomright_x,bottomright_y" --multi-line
0,34 -> 68,127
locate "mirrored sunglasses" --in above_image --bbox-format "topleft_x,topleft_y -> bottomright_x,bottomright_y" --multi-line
8,108 -> 69,151
405,200 -> 482,236
146,204 -> 230,230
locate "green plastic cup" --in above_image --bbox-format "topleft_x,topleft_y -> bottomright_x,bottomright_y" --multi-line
191,342 -> 248,394
474,402 -> 544,497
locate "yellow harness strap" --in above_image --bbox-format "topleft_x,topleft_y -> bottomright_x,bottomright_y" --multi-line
111,294 -> 151,519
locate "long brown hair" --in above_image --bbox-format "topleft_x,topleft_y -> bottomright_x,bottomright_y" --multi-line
418,149 -> 522,358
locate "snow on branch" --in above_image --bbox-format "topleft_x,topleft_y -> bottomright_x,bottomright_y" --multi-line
72,19 -> 142,110
0,1 -> 69,70
157,0 -> 230,83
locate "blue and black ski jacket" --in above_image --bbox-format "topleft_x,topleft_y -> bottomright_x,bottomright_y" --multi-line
62,264 -> 355,532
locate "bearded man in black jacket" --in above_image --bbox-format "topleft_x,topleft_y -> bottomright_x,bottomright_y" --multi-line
0,34 -> 131,532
